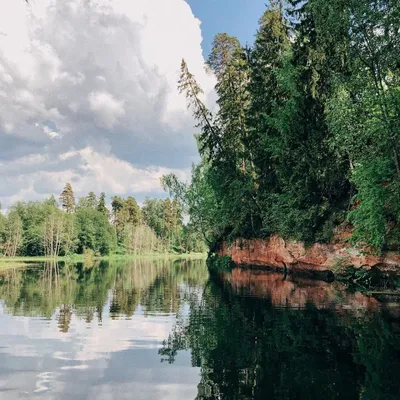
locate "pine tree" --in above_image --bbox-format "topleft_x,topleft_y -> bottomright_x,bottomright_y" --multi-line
111,196 -> 141,241
111,196 -> 124,220
124,197 -> 141,225
97,192 -> 110,218
207,33 -> 251,170
111,196 -> 125,239
86,192 -> 97,209
206,33 -> 260,237
178,59 -> 220,158
247,2 -> 289,187
60,183 -> 76,213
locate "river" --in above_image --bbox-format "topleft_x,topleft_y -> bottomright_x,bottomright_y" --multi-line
0,258 -> 399,399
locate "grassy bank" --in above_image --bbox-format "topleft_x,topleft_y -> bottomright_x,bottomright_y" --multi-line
0,252 -> 207,270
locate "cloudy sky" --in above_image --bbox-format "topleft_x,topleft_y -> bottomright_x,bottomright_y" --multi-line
0,0 -> 266,208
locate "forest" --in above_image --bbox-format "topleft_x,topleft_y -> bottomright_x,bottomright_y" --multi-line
0,183 -> 205,258
163,0 -> 400,253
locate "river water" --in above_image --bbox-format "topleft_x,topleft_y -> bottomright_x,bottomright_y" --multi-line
0,258 -> 399,399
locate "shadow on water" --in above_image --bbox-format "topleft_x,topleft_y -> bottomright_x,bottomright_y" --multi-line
161,267 -> 400,400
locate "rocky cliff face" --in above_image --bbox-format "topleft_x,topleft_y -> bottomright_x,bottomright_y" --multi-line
218,235 -> 400,275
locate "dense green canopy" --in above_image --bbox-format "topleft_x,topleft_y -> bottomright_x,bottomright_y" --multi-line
163,0 -> 400,253
0,185 -> 205,257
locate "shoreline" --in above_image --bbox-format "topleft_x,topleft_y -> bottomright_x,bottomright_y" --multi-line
0,252 -> 207,270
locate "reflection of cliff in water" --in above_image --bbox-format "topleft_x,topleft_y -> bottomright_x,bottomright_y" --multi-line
0,258 -> 208,332
161,268 -> 400,400
217,268 -> 384,311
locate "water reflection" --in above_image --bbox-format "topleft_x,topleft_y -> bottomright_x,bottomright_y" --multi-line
0,258 -> 208,399
0,259 -> 208,325
161,268 -> 400,400
219,267 -> 382,311
0,261 -> 399,399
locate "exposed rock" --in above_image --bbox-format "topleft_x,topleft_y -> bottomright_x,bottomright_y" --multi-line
218,235 -> 400,275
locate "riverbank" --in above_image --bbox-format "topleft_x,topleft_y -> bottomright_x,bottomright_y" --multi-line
0,252 -> 207,270
218,235 -> 400,279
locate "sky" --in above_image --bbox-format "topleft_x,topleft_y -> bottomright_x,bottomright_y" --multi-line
186,0 -> 267,56
0,0 -> 267,208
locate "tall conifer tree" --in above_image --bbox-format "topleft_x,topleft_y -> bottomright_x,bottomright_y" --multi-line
60,183 -> 76,214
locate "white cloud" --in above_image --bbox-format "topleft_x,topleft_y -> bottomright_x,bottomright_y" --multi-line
0,0 -> 215,205
0,147 -> 191,208
88,91 -> 125,129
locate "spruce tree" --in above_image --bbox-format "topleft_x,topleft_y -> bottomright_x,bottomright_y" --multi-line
207,33 -> 251,170
258,0 -> 350,242
97,192 -> 110,218
86,192 -> 97,209
60,183 -> 76,213
247,2 -> 289,193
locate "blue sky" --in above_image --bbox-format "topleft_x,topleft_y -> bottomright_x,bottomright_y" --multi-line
186,0 -> 268,56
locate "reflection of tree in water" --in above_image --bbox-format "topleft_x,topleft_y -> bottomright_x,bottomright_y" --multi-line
58,304 -> 72,333
110,258 -> 208,317
0,261 -> 111,321
0,258 -> 209,332
160,276 -> 400,400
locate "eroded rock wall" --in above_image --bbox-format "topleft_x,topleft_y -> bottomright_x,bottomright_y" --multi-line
218,235 -> 400,274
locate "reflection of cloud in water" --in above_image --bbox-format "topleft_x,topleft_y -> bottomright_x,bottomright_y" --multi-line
34,371 -> 59,393
88,382 -> 198,400
0,292 -> 193,399
73,313 -> 174,362
60,365 -> 89,370
0,259 -> 208,398
0,304 -> 174,361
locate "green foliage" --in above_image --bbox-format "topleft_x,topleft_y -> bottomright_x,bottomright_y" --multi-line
86,192 -> 97,208
10,200 -> 57,256
162,162 -> 223,246
347,159 -> 391,251
166,0 -> 400,253
97,192 -> 110,218
59,183 -> 76,213
111,196 -> 141,242
0,205 -> 7,253
2,210 -> 23,257
142,198 -> 164,234
0,184 -> 204,257
76,206 -> 116,256
207,254 -> 235,272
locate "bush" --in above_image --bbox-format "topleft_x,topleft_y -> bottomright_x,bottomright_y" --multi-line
207,254 -> 235,272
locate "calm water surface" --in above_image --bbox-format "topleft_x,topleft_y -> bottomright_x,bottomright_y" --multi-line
0,259 -> 399,399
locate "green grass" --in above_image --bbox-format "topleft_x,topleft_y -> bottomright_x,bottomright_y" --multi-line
0,252 -> 207,270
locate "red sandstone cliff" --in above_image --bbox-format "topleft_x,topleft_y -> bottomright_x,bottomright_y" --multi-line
218,235 -> 400,274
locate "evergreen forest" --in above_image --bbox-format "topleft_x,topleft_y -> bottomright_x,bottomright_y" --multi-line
163,0 -> 400,253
